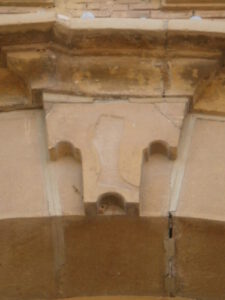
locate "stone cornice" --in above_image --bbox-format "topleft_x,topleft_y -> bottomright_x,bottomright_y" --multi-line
0,16 -> 225,115
0,0 -> 54,6
162,0 -> 225,10
1,16 -> 225,43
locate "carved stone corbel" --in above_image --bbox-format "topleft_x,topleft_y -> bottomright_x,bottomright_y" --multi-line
43,93 -> 188,216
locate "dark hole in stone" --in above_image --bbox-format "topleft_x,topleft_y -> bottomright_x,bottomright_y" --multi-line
168,212 -> 173,239
150,142 -> 169,157
97,193 -> 126,216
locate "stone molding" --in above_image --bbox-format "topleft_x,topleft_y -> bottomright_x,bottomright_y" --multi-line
162,0 -> 225,9
0,0 -> 54,6
0,17 -> 225,114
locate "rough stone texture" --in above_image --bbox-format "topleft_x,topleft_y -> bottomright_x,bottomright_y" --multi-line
0,5 -> 225,300
56,298 -> 193,300
0,18 -> 224,114
0,218 -> 55,299
0,216 -> 168,299
0,0 -> 224,18
55,0 -> 225,19
1,110 -> 225,299
1,45 -> 222,109
0,68 -> 27,110
171,115 -> 225,299
62,217 -> 167,297
162,0 -> 225,10
174,218 -> 225,300
194,68 -> 225,115
0,0 -> 54,6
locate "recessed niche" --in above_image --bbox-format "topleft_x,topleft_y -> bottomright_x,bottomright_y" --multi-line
97,193 -> 126,216
140,141 -> 174,216
49,141 -> 81,162
49,141 -> 84,215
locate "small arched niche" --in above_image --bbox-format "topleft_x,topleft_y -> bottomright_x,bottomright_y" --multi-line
140,141 -> 175,217
148,140 -> 177,161
97,192 -> 126,216
49,141 -> 81,162
49,141 -> 84,215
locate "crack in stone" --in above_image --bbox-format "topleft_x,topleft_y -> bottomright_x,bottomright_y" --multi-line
153,103 -> 180,130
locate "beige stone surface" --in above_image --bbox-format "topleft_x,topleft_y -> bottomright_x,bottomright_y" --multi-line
0,5 -> 225,300
165,58 -> 219,97
163,0 -> 225,9
0,109 -> 84,219
56,297 -> 193,300
0,68 -> 27,110
176,115 -> 225,221
0,218 -> 55,299
44,96 -> 187,215
194,68 -> 225,115
0,0 -> 54,6
0,0 -> 223,18
57,296 -> 194,300
52,55 -> 164,97
54,156 -> 83,216
55,0 -> 225,19
0,18 -> 224,114
60,217 -> 167,297
6,52 -> 166,99
0,11 -> 55,28
167,19 -> 225,36
0,15 -> 225,43
140,153 -> 173,217
2,46 -> 223,114
0,216 -> 168,299
0,110 -> 49,219
175,218 -> 225,300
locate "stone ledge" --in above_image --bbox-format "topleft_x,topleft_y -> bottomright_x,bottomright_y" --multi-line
162,0 -> 225,10
0,0 -> 54,7
56,18 -> 225,37
55,297 -> 194,300
0,11 -> 55,27
0,16 -> 225,42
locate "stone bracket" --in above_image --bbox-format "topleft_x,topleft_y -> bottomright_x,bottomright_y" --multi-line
43,93 -> 188,216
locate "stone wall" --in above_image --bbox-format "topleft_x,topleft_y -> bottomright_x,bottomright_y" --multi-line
1,5 -> 225,300
1,109 -> 225,300
55,0 -> 225,19
1,0 -> 225,19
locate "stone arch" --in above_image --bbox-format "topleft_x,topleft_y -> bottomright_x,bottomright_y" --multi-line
49,141 -> 82,162
148,140 -> 177,161
97,192 -> 126,216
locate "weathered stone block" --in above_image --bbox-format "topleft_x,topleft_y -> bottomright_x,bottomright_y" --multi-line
162,0 -> 225,9
43,94 -> 187,216
0,218 -> 55,299
176,116 -> 225,221
61,217 -> 168,297
174,218 -> 225,300
0,0 -> 54,7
